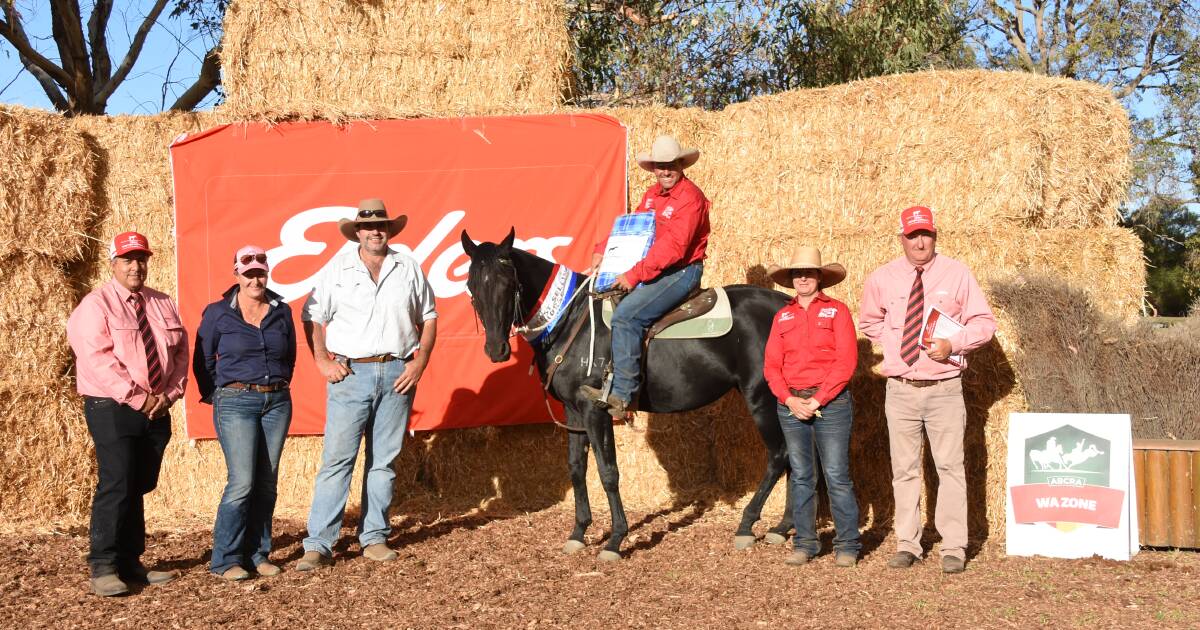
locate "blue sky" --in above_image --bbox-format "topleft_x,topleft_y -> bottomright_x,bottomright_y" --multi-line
0,1 -> 217,114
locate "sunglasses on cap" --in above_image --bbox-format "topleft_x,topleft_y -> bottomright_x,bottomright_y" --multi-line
357,208 -> 388,219
239,253 -> 268,265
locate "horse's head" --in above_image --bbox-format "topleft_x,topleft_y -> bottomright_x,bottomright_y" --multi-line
462,227 -> 519,363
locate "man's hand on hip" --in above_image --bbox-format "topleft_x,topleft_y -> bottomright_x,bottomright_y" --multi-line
615,274 -> 634,291
393,359 -> 426,394
316,354 -> 351,383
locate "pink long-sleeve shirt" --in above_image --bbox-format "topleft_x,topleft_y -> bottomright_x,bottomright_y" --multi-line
67,279 -> 189,410
859,253 -> 996,379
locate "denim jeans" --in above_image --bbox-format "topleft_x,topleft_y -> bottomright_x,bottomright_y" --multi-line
610,261 -> 703,403
304,358 -> 412,555
83,396 -> 171,577
210,387 -> 292,574
778,389 -> 861,556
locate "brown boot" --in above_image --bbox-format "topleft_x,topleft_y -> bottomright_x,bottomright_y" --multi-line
90,574 -> 129,597
255,561 -> 282,577
221,566 -> 251,581
121,563 -> 178,585
362,543 -> 398,562
296,551 -> 333,571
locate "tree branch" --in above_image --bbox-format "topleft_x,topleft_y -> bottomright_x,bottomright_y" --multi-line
0,6 -> 74,87
169,43 -> 220,111
96,0 -> 169,105
88,0 -> 113,84
1112,2 -> 1177,99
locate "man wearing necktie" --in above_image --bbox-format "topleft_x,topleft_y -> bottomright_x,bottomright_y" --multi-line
859,207 -> 997,574
67,232 -> 189,596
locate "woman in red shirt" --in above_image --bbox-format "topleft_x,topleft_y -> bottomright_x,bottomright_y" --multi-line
763,246 -> 861,567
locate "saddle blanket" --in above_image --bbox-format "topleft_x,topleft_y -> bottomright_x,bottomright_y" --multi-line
601,287 -> 732,339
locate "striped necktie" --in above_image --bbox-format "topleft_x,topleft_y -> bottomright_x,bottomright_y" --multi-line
130,293 -> 164,391
900,267 -> 925,366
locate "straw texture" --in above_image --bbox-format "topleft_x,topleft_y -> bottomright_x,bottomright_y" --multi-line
0,106 -> 98,261
220,0 -> 572,120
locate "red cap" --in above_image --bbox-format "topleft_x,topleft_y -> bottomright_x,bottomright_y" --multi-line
899,206 -> 937,236
109,231 -> 152,259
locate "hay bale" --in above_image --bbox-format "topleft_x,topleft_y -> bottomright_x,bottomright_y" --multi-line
992,278 -> 1200,442
606,70 -> 1129,235
0,106 -> 98,261
220,0 -> 572,120
0,255 -> 76,382
0,381 -> 94,524
70,113 -> 214,297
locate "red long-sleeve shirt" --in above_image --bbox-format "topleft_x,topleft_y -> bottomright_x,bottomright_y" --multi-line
763,292 -> 858,406
620,177 -> 710,285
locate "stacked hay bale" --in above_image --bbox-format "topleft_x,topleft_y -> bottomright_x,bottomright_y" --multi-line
0,106 -> 99,522
220,0 -> 572,120
591,71 -> 1141,539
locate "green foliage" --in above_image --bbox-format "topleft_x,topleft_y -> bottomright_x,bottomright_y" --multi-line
566,0 -> 973,108
1121,195 -> 1200,314
769,0 -> 973,89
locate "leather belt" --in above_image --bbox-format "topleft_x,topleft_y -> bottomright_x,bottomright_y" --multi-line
346,354 -> 404,364
890,375 -> 958,388
225,381 -> 288,393
789,387 -> 819,398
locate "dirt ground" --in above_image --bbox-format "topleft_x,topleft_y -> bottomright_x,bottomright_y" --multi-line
1,506 -> 1196,629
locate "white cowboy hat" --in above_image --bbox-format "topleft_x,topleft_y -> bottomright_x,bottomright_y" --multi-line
338,198 -> 408,242
635,135 -> 701,172
766,246 -> 847,289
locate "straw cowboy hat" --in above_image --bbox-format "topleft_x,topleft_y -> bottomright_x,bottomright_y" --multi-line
636,135 -> 701,172
338,198 -> 408,242
766,246 -> 847,289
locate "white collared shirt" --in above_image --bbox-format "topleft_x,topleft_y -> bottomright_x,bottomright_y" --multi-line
302,247 -> 437,359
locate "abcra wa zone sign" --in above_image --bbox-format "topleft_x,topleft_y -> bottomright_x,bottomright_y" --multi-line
1006,413 -> 1139,560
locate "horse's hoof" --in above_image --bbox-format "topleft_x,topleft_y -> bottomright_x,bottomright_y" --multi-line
733,535 -> 757,550
562,539 -> 586,555
597,550 -> 621,562
763,532 -> 788,545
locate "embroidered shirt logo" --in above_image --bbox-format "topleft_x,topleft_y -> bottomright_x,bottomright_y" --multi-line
778,312 -> 795,322
818,307 -> 837,318
663,205 -> 675,218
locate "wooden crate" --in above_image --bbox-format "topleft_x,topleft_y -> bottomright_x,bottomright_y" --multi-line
1133,439 -> 1200,548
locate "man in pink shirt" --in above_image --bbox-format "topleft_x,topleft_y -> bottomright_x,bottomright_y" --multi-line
67,232 -> 188,596
859,206 -> 996,574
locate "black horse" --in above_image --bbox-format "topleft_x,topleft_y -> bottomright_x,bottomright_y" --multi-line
462,228 -> 793,560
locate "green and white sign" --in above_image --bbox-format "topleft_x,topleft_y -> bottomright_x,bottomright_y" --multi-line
1006,413 -> 1139,560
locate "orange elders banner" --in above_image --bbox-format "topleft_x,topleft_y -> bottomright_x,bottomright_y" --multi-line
171,115 -> 627,438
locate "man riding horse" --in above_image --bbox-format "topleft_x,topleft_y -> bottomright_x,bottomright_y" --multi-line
581,134 -> 711,417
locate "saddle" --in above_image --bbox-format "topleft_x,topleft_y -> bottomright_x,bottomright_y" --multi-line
600,286 -> 732,341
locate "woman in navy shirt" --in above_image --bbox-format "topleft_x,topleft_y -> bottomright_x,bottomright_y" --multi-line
194,245 -> 296,581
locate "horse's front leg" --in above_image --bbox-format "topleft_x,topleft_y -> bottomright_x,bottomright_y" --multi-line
589,411 -> 628,561
562,424 -> 592,555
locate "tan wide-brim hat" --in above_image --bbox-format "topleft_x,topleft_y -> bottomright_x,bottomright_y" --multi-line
635,135 -> 701,172
766,246 -> 847,290
338,198 -> 408,242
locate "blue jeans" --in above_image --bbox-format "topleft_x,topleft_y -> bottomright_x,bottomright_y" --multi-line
304,359 -> 412,555
610,262 -> 703,402
210,387 -> 291,574
778,389 -> 861,556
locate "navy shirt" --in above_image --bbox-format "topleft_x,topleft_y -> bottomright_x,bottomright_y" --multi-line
193,285 -> 297,403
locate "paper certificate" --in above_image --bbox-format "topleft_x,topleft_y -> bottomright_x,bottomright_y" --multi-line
920,306 -> 964,367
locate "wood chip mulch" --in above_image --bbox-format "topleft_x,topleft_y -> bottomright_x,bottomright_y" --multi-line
1,506 -> 1196,629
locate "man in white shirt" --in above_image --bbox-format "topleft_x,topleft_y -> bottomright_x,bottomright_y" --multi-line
297,198 -> 438,570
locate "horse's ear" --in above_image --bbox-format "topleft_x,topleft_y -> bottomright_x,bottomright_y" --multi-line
461,230 -> 477,257
498,227 -> 516,253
